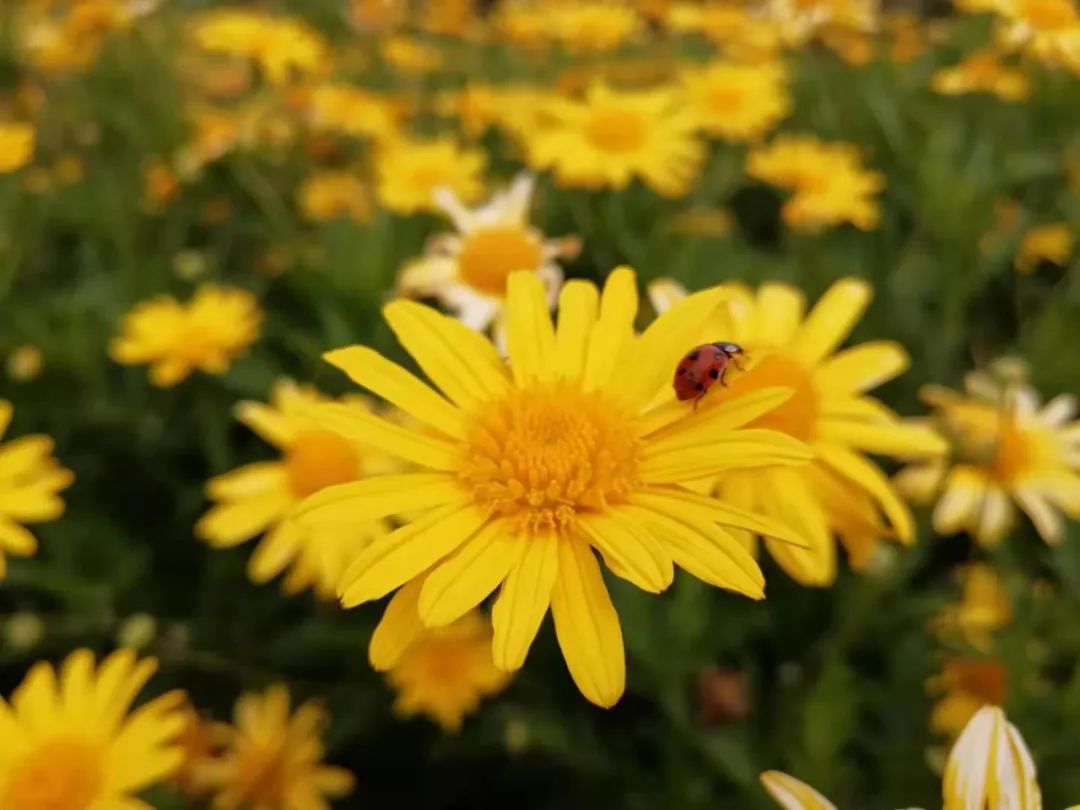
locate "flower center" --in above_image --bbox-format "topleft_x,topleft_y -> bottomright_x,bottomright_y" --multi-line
0,736 -> 104,810
725,354 -> 818,441
457,226 -> 545,297
706,85 -> 747,113
460,384 -> 641,535
1021,0 -> 1077,29
945,659 -> 1008,705
992,423 -> 1033,484
285,430 -> 361,498
586,106 -> 647,153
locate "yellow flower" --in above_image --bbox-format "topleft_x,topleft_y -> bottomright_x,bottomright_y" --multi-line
760,770 -> 838,810
0,649 -> 185,807
548,2 -> 644,54
110,284 -> 262,386
943,705 -> 1041,810
680,60 -> 790,142
493,4 -> 554,51
191,9 -> 329,85
524,84 -> 705,198
764,0 -> 879,46
143,159 -> 181,214
932,49 -> 1031,101
6,344 -> 43,381
398,173 -> 578,335
897,378 -> 1080,546
304,84 -> 402,143
384,610 -> 511,732
382,35 -> 444,74
887,12 -> 929,62
936,564 -> 1012,650
747,135 -> 884,231
0,400 -> 73,580
929,659 -> 1009,739
171,704 -> 224,800
296,268 -> 811,707
1015,222 -> 1074,272
420,0 -> 476,37
991,0 -> 1080,71
375,136 -> 486,215
296,171 -> 371,224
201,685 -> 355,809
664,3 -> 782,58
649,277 -> 945,585
0,122 -> 35,174
196,381 -> 393,599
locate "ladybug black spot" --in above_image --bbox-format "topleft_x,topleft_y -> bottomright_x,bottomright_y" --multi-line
709,368 -> 720,379
694,382 -> 705,392
687,351 -> 700,361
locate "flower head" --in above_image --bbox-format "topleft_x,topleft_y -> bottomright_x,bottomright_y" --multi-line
896,375 -> 1080,546
524,83 -> 705,198
747,135 -> 884,231
296,267 -> 811,706
0,400 -> 73,579
0,123 -> 35,174
935,564 -> 1012,650
649,277 -> 944,585
397,173 -> 577,334
191,9 -> 329,85
201,685 -> 354,809
0,649 -> 185,808
992,0 -> 1080,71
930,659 -> 1009,738
304,84 -> 402,143
680,60 -> 790,143
197,380 -> 395,599
110,284 -> 262,386
296,170 -> 371,224
384,610 -> 510,732
932,49 -> 1031,101
375,136 -> 486,215
548,2 -> 644,54
1015,222 -> 1073,272
943,705 -> 1041,810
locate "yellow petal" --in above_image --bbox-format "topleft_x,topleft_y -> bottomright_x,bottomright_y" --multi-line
295,473 -> 463,525
323,346 -> 466,440
646,277 -> 688,314
492,532 -> 559,671
247,520 -> 303,583
205,462 -> 287,500
0,400 -> 11,439
817,419 -> 947,459
816,444 -> 915,542
505,270 -> 558,385
339,502 -> 485,606
931,465 -> 987,536
0,518 -> 37,556
814,341 -> 909,393
639,386 -> 794,440
1015,486 -> 1063,545
579,512 -> 673,593
0,436 -> 55,478
369,578 -> 425,671
234,401 -> 297,448
583,267 -> 637,392
943,706 -> 1041,810
418,520 -> 523,627
550,537 -> 625,708
762,469 -> 836,587
309,402 -> 460,470
554,280 -> 599,379
637,487 -> 809,549
760,770 -> 838,810
977,486 -> 1014,546
790,278 -> 871,365
643,429 -> 812,482
196,493 -> 289,547
756,283 -> 805,347
383,299 -> 509,409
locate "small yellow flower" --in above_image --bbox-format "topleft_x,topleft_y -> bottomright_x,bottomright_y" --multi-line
680,60 -> 790,143
1015,221 -> 1074,272
933,49 -> 1031,101
296,170 -> 371,224
0,649 -> 186,807
524,83 -> 705,198
383,610 -> 511,732
935,563 -> 1012,650
649,277 -> 945,585
991,0 -> 1080,72
437,82 -> 544,141
764,0 -> 879,47
493,4 -> 555,51
664,3 -> 782,58
382,35 -> 444,74
295,268 -> 811,707
548,2 -> 644,54
897,376 -> 1080,546
398,173 -> 577,335
6,344 -> 43,381
191,9 -> 329,85
375,136 -> 486,215
200,685 -> 355,809
420,0 -> 476,37
110,284 -> 262,386
0,400 -> 73,580
760,770 -> 838,810
305,84 -> 403,143
929,658 -> 1009,739
197,381 -> 393,599
143,159 -> 181,213
0,122 -> 35,174
887,12 -> 929,62
747,135 -> 885,231
943,705 -> 1041,810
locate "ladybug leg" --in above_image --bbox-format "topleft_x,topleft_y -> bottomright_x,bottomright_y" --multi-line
732,356 -> 746,373
719,367 -> 729,387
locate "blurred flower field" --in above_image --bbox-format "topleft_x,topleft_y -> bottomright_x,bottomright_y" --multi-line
2,0 -> 1080,807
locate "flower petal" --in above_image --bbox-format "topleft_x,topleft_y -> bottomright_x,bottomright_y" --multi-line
583,267 -> 638,392
637,487 -> 809,549
492,532 -> 559,671
638,386 -> 794,440
756,283 -> 805,347
310,402 -> 460,470
294,473 -> 463,525
505,271 -> 558,385
643,429 -> 812,482
369,577 -> 425,671
1014,486 -> 1063,545
817,419 -> 947,459
762,469 -> 836,587
205,462 -> 288,501
196,493 -> 289,547
790,278 -> 871,365
931,466 -> 987,536
555,280 -> 599,379
816,444 -> 915,542
0,518 -> 37,557
579,511 -> 673,593
814,341 -> 909,394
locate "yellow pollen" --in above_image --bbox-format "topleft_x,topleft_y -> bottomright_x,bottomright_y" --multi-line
586,106 -> 647,153
1,736 -> 104,810
457,227 -> 544,296
725,354 -> 818,441
285,430 -> 361,498
460,384 -> 641,535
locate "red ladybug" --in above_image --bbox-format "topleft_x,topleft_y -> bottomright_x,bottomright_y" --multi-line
673,342 -> 746,407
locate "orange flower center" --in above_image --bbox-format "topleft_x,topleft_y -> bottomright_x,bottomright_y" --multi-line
461,384 -> 641,535
285,430 -> 361,498
586,106 -> 647,153
457,226 -> 544,297
992,423 -> 1032,484
725,354 -> 818,442
0,736 -> 104,810
944,659 -> 1009,704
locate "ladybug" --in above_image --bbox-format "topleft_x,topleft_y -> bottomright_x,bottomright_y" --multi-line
673,342 -> 746,408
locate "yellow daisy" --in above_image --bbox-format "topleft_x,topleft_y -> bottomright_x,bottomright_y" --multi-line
944,705 -> 1041,810
0,400 -> 74,579
1015,221 -> 1073,273
197,380 -> 394,599
929,658 -> 1009,739
680,60 -> 790,143
375,136 -> 486,215
760,770 -> 837,810
384,610 -> 511,732
397,173 -> 578,335
381,35 -> 444,75
932,49 -> 1031,101
664,3 -> 783,59
0,649 -> 185,808
0,122 -> 35,173
296,267 -> 811,707
764,0 -> 879,46
934,563 -> 1011,650
201,685 -> 355,810
296,171 -> 371,224
991,0 -> 1080,71
548,2 -> 644,54
896,375 -> 1080,546
524,83 -> 705,198
649,277 -> 945,585
109,284 -> 262,387
747,135 -> 884,231
190,9 -> 329,86
304,84 -> 402,144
